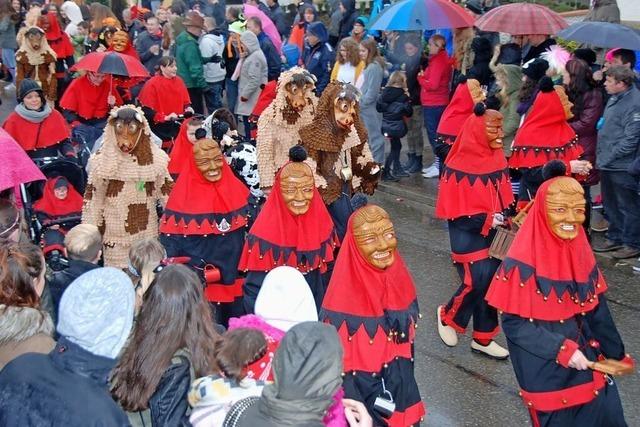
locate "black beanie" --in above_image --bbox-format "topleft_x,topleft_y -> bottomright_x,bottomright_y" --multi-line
18,78 -> 44,103
522,58 -> 549,81
573,48 -> 597,66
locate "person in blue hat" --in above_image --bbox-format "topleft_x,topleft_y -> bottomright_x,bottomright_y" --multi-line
303,22 -> 335,95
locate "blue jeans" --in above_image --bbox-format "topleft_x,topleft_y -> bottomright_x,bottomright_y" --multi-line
2,48 -> 16,80
422,105 -> 446,157
601,170 -> 640,249
226,78 -> 239,115
204,80 -> 225,114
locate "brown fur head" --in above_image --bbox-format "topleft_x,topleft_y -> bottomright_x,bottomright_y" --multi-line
108,106 -> 153,166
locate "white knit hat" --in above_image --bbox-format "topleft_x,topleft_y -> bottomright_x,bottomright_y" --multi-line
255,266 -> 318,332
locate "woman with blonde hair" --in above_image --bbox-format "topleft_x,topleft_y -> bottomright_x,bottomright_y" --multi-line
330,37 -> 363,86
127,237 -> 166,305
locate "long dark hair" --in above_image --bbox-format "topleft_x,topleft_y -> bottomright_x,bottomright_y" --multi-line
518,76 -> 537,104
111,264 -> 220,411
564,59 -> 596,119
214,328 -> 267,382
0,241 -> 43,307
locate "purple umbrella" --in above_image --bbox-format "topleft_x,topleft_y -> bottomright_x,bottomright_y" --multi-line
243,4 -> 283,54
0,128 -> 45,192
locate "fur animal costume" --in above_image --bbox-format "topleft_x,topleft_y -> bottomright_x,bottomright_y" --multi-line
256,67 -> 317,190
15,27 -> 57,103
299,81 -> 379,239
82,105 -> 173,268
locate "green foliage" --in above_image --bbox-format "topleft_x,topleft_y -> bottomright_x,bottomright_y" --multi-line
556,37 -> 580,52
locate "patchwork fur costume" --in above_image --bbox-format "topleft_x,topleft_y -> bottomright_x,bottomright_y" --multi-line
256,67 -> 317,190
15,27 -> 57,103
299,81 -> 379,205
82,105 -> 173,268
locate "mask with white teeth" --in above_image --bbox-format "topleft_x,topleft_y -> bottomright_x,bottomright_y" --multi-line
193,138 -> 224,183
352,205 -> 398,270
485,109 -> 505,150
279,162 -> 314,215
545,177 -> 586,240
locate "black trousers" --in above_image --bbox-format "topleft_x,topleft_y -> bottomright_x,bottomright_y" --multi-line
187,87 -> 205,115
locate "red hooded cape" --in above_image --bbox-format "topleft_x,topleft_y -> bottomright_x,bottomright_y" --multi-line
138,74 -> 191,124
3,109 -> 70,151
167,119 -> 193,175
160,141 -> 252,236
320,209 -> 419,372
435,111 -> 514,221
485,178 -> 607,321
238,162 -> 339,274
59,75 -> 123,120
509,89 -> 581,169
33,177 -> 83,217
436,79 -> 483,145
41,12 -> 74,59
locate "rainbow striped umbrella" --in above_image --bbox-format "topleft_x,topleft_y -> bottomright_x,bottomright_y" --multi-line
369,0 -> 474,31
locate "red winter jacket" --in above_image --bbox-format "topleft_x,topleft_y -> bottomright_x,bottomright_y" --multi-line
418,50 -> 453,107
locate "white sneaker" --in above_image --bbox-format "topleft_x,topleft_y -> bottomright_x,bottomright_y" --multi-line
422,162 -> 437,174
437,305 -> 458,347
4,83 -> 15,91
422,165 -> 440,178
471,340 -> 509,360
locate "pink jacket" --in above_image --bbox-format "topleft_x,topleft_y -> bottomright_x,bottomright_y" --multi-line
418,50 -> 453,106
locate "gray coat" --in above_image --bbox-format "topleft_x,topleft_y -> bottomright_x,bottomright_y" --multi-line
135,30 -> 163,73
236,31 -> 268,117
359,62 -> 385,164
596,86 -> 640,172
0,16 -> 17,50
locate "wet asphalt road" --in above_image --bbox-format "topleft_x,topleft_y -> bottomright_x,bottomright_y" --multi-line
2,86 -> 638,426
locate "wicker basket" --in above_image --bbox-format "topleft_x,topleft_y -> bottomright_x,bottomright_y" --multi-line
488,200 -> 534,260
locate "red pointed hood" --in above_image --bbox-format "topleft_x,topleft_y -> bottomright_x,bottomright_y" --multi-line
436,79 -> 485,145
168,119 -> 193,175
33,176 -> 83,217
486,177 -> 606,321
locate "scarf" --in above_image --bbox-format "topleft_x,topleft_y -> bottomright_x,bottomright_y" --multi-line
15,103 -> 52,123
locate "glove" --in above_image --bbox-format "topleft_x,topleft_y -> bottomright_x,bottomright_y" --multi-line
207,54 -> 222,63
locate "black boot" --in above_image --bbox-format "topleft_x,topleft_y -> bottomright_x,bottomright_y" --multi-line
407,155 -> 423,174
382,156 -> 399,182
392,151 -> 409,177
402,153 -> 416,171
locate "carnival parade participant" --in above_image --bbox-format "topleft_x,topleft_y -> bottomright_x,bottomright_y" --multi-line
82,105 -> 173,268
3,78 -> 73,158
38,11 -> 75,100
321,203 -> 424,426
167,116 -> 204,177
299,81 -> 379,241
256,67 -> 317,193
486,173 -> 634,426
509,77 -> 590,208
138,56 -> 192,144
240,146 -> 339,313
159,133 -> 258,326
15,26 -> 57,104
435,103 -> 513,359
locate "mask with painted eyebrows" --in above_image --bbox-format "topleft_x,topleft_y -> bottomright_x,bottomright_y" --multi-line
279,162 -> 314,215
352,205 -> 397,269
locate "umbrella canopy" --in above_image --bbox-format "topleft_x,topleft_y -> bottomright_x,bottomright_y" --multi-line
243,4 -> 283,54
70,51 -> 149,78
475,3 -> 567,36
369,0 -> 474,31
557,21 -> 640,50
0,129 -> 45,192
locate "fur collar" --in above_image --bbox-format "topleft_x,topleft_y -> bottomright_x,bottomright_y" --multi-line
0,305 -> 54,346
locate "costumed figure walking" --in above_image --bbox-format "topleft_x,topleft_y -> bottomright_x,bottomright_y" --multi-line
299,81 -> 380,241
37,11 -> 75,101
240,146 -> 339,313
159,132 -> 259,326
256,67 -> 317,193
3,79 -> 73,159
15,26 -> 57,104
435,104 -> 513,359
320,203 -> 424,426
509,77 -> 590,209
486,172 -> 634,427
433,77 -> 486,166
82,105 -> 173,268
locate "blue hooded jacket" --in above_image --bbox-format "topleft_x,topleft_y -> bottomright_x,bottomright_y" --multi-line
303,22 -> 335,95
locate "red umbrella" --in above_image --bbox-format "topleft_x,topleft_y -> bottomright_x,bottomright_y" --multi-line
475,3 -> 568,36
70,51 -> 149,78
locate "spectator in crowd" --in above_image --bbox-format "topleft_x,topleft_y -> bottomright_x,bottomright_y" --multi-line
494,64 -> 522,158
522,34 -> 557,64
175,11 -> 207,114
609,48 -> 639,87
386,33 -> 424,174
330,37 -> 363,86
328,0 -> 342,47
377,70 -> 413,181
289,2 -> 316,59
0,241 -> 54,370
111,265 -> 220,425
121,7 -> 142,40
126,237 -> 165,310
517,58 -> 549,117
0,0 -> 18,89
246,16 -> 281,82
236,30 -> 268,138
155,6 -> 169,26
303,22 -> 334,95
593,66 -> 640,259
0,199 -> 21,243
337,0 -> 358,41
244,0 -> 271,18
419,34 -> 453,178
266,0 -> 287,39
48,224 -> 101,319
467,36 -> 494,88
224,16 -> 245,116
135,15 -> 163,73
200,16 -> 226,113
358,38 -> 385,164
0,267 -> 134,425
203,0 -> 226,33
563,58 -> 604,234
350,16 -> 367,43
225,322 -> 344,427
69,20 -> 89,60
